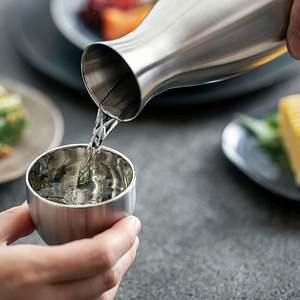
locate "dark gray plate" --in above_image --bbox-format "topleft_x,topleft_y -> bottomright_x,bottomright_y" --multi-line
50,0 -> 100,50
12,0 -> 300,106
221,103 -> 300,201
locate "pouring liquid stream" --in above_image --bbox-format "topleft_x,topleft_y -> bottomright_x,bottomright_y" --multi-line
77,109 -> 119,187
66,108 -> 119,204
37,109 -> 121,205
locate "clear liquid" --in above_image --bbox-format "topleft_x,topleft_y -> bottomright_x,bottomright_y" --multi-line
37,109 -> 120,205
77,109 -> 118,187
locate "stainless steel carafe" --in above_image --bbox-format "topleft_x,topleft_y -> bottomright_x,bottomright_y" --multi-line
81,0 -> 293,121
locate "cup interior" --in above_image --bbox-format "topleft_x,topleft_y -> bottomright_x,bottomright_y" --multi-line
27,144 -> 134,205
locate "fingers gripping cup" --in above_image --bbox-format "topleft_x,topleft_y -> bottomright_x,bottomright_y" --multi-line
26,144 -> 136,245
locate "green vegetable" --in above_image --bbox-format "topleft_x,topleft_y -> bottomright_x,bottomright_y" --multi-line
0,86 -> 29,147
0,94 -> 23,117
0,116 -> 28,145
235,112 -> 290,170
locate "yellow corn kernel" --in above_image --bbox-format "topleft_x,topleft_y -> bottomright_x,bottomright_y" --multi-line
279,94 -> 300,186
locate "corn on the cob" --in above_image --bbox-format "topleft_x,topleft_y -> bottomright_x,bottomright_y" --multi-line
279,94 -> 300,186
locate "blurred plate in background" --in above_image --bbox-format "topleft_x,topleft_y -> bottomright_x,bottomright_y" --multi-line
0,78 -> 64,184
50,0 -> 100,50
221,103 -> 300,202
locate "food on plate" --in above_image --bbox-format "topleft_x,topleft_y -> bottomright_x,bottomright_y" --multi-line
236,94 -> 300,187
79,0 -> 157,40
101,5 -> 152,40
278,94 -> 300,186
236,112 -> 289,171
0,86 -> 29,158
0,144 -> 12,158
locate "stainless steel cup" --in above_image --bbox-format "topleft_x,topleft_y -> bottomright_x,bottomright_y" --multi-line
26,144 -> 136,245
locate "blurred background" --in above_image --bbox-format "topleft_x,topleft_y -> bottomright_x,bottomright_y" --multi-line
2,0 -> 300,298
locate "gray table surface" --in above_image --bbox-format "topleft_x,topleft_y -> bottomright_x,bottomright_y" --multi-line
2,0 -> 300,299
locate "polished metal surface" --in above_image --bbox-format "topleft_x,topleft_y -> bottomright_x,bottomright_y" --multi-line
81,0 -> 293,121
26,144 -> 136,245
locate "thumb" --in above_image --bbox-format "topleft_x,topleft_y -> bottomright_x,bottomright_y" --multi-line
287,0 -> 300,60
0,202 -> 35,245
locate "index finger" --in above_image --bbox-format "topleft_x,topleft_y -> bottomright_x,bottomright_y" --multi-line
0,202 -> 35,245
287,0 -> 300,60
45,215 -> 141,283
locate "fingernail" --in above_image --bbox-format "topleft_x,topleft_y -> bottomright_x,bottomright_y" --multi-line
133,217 -> 141,235
290,30 -> 300,59
21,200 -> 28,206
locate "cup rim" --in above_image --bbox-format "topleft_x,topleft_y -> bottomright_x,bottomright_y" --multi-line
25,143 -> 136,208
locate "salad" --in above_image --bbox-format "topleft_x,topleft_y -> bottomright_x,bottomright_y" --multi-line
0,86 -> 29,158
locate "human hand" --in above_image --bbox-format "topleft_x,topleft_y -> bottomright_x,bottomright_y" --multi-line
287,0 -> 300,59
0,202 -> 141,300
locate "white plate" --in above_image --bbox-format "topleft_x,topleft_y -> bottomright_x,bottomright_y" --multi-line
0,78 -> 64,184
